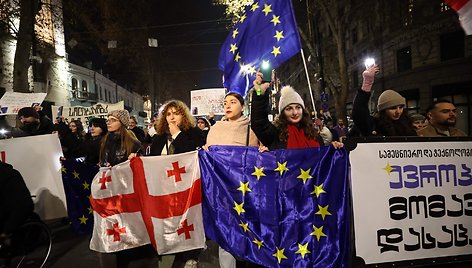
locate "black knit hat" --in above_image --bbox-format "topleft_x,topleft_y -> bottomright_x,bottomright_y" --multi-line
17,107 -> 39,119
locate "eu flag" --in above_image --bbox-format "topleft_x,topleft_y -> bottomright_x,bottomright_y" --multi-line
61,160 -> 99,234
199,146 -> 350,267
218,0 -> 302,96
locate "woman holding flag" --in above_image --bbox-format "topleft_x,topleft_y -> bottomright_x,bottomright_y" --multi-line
149,100 -> 204,268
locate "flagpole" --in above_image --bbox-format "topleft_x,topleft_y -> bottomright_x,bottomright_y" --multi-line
300,49 -> 317,118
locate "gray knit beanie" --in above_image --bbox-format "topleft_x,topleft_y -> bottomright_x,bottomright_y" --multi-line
278,86 -> 305,113
377,90 -> 405,112
108,109 -> 130,127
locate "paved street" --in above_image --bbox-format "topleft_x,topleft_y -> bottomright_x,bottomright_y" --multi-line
2,219 -> 471,268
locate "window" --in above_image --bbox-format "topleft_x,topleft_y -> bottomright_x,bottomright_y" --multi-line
401,88 -> 419,114
71,78 -> 78,98
396,46 -> 412,72
440,31 -> 464,61
440,2 -> 450,12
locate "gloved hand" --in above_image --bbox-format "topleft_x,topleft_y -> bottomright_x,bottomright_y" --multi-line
361,65 -> 379,92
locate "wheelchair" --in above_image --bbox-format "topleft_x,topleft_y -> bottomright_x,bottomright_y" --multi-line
0,216 -> 52,268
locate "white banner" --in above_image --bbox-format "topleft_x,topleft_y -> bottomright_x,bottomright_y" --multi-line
350,141 -> 472,264
190,88 -> 226,116
0,134 -> 67,220
0,92 -> 47,115
51,101 -> 124,125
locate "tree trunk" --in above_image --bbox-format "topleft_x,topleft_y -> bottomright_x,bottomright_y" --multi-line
13,0 -> 34,93
335,27 -> 349,123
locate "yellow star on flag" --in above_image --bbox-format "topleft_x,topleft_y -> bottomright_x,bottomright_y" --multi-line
229,43 -> 238,54
234,53 -> 241,62
248,65 -> 257,75
87,207 -> 93,214
262,4 -> 272,16
251,2 -> 259,12
251,166 -> 266,180
239,14 -> 247,23
310,225 -> 327,241
232,28 -> 239,38
61,166 -> 66,173
234,52 -> 241,62
72,170 -> 80,179
274,30 -> 284,42
78,215 -> 88,224
271,15 -> 281,26
233,201 -> 245,215
295,242 -> 311,259
274,161 -> 289,176
383,162 -> 394,175
315,204 -> 332,220
271,46 -> 281,57
297,168 -> 312,184
272,247 -> 287,263
311,183 -> 326,198
82,181 -> 90,190
237,181 -> 251,196
253,239 -> 264,249
239,220 -> 249,232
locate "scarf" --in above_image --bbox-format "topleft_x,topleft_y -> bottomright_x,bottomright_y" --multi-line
286,124 -> 320,149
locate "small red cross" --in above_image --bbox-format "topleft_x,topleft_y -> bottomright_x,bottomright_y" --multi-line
177,219 -> 194,240
106,223 -> 126,241
167,162 -> 186,182
99,171 -> 112,189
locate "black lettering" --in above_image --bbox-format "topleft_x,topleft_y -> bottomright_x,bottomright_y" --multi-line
404,227 -> 420,251
455,224 -> 468,247
437,225 -> 453,248
447,195 -> 464,217
465,193 -> 472,216
428,195 -> 445,218
377,228 -> 402,253
409,196 -> 428,219
389,196 -> 407,220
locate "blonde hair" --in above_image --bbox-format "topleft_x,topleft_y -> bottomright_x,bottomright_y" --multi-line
155,100 -> 195,135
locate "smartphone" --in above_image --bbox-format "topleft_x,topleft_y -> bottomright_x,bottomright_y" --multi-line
261,68 -> 272,83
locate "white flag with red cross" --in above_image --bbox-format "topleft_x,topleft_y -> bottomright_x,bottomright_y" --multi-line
89,151 -> 205,254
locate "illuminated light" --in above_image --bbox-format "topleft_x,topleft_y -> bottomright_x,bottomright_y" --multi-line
364,58 -> 375,68
261,60 -> 270,70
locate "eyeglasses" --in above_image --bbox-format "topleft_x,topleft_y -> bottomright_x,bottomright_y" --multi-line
106,118 -> 119,124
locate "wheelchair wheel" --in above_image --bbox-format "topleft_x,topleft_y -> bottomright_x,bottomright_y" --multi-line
6,220 -> 52,268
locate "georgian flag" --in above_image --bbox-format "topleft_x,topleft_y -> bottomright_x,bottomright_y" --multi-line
445,0 -> 472,34
89,151 -> 205,254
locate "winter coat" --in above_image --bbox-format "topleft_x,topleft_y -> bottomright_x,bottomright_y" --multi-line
102,132 -> 141,166
149,127 -> 204,156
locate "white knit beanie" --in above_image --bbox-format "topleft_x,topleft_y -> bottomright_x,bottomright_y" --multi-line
377,89 -> 405,112
278,86 -> 305,113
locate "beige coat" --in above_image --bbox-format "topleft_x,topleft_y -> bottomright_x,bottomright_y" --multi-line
417,124 -> 467,137
206,116 -> 259,147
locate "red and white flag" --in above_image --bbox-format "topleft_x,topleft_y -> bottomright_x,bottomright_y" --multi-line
445,0 -> 472,35
89,151 -> 205,254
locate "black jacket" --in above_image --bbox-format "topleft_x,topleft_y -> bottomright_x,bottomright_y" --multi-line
102,132 -> 141,166
352,89 -> 417,137
149,127 -> 204,156
251,93 -> 286,150
0,162 -> 34,235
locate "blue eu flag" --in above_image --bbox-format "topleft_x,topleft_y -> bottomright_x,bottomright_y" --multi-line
199,146 -> 350,267
61,160 -> 99,234
218,0 -> 302,96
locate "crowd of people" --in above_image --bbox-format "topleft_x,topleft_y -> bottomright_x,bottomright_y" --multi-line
0,65 -> 469,268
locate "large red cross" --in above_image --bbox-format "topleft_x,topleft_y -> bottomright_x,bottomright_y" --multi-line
167,161 -> 186,182
90,157 -> 202,251
99,171 -> 112,189
106,223 -> 126,241
177,219 -> 194,240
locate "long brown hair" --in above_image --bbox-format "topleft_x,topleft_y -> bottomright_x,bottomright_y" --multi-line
99,124 -> 139,163
274,107 -> 317,143
155,100 -> 195,135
